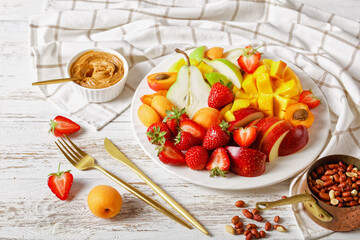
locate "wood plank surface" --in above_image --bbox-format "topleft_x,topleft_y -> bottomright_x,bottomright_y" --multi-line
0,0 -> 359,239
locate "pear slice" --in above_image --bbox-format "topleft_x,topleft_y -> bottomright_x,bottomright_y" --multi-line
189,46 -> 207,63
203,58 -> 243,89
167,49 -> 210,118
222,48 -> 244,67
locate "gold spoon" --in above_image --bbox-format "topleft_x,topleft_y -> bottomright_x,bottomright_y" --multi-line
32,77 -> 81,86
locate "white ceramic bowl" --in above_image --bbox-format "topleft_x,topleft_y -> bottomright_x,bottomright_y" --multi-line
66,47 -> 129,103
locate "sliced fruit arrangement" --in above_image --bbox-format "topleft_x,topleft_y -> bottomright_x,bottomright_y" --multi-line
138,45 -> 322,178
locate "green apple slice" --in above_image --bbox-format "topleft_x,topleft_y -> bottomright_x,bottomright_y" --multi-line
189,46 -> 207,63
203,58 -> 242,89
204,72 -> 230,86
168,58 -> 186,72
223,48 -> 244,68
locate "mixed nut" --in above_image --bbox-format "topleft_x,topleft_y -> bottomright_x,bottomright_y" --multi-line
225,199 -> 287,239
308,161 -> 360,207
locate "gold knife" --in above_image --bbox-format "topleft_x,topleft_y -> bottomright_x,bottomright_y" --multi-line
104,138 -> 209,235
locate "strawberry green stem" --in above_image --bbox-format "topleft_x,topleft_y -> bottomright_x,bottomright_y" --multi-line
49,119 -> 58,134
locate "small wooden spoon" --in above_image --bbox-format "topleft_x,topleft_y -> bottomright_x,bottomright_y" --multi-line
32,77 -> 81,86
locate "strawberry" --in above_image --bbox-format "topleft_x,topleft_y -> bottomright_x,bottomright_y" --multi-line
299,90 -> 321,109
174,131 -> 200,151
157,141 -> 186,165
163,107 -> 188,135
179,118 -> 206,141
202,121 -> 230,150
47,163 -> 73,200
49,116 -> 80,137
208,82 -> 234,109
146,122 -> 172,145
233,126 -> 258,148
206,147 -> 230,177
237,46 -> 262,74
185,146 -> 209,170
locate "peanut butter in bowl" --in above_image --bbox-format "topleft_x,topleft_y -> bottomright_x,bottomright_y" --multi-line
70,50 -> 125,89
67,48 -> 129,103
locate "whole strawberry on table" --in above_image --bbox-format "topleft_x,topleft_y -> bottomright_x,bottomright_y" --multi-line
138,45 -> 321,178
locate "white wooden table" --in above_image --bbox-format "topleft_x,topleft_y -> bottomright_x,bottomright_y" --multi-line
1,0 -> 359,239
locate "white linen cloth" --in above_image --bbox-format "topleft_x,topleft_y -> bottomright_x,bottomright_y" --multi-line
30,0 -> 360,238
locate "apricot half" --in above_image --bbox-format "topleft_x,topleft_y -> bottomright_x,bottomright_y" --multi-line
147,72 -> 177,91
285,103 -> 314,128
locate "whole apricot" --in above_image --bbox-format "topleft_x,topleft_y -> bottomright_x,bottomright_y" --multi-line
87,185 -> 123,219
192,107 -> 223,129
151,95 -> 174,119
137,104 -> 161,127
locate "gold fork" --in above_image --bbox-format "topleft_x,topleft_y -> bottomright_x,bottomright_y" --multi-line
55,136 -> 191,229
104,138 -> 209,235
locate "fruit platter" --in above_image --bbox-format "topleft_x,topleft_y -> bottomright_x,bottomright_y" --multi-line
131,46 -> 330,190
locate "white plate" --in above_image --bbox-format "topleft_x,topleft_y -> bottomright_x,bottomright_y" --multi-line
130,50 -> 330,190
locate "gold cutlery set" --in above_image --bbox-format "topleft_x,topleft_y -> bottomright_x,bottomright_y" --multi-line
55,135 -> 208,235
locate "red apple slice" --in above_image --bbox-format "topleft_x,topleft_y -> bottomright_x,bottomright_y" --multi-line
228,107 -> 265,131
252,116 -> 280,149
258,120 -> 286,149
246,118 -> 263,127
260,120 -> 292,162
225,146 -> 266,177
279,125 -> 309,156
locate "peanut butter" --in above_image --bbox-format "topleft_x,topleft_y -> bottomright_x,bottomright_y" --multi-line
70,50 -> 124,89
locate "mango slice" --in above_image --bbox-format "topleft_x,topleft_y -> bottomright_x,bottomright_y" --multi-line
274,95 -> 297,119
231,99 -> 251,112
224,110 -> 235,122
256,73 -> 273,94
220,103 -> 232,116
235,89 -> 253,100
259,59 -> 273,70
253,65 -> 269,80
270,60 -> 287,80
197,61 -> 213,78
258,94 -> 273,112
242,73 -> 258,95
238,60 -> 303,120
276,79 -> 299,98
284,67 -> 303,93
249,96 -> 259,108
